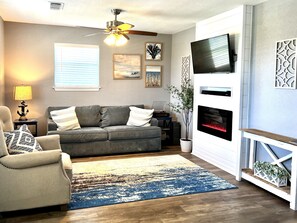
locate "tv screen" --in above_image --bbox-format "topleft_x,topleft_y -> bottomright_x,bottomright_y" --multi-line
191,34 -> 233,74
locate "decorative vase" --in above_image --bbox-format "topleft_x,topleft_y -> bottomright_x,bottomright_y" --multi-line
180,139 -> 192,153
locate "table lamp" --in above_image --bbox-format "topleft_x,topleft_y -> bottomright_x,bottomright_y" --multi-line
14,85 -> 32,121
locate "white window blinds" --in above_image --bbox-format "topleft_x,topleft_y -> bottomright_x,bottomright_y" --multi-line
54,43 -> 99,91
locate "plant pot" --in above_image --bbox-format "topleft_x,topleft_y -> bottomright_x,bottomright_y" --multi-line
254,168 -> 288,187
180,139 -> 192,153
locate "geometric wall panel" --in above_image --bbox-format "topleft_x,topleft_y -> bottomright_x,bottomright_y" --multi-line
275,38 -> 297,89
181,55 -> 191,84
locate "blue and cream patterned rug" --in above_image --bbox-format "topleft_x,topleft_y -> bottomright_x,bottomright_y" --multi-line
69,155 -> 237,210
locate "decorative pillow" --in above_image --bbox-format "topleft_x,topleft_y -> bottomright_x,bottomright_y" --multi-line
127,106 -> 154,127
50,106 -> 81,131
4,125 -> 43,155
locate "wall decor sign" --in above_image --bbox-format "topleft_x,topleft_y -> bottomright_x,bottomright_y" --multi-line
113,54 -> 142,79
145,42 -> 162,61
275,38 -> 297,89
145,65 -> 162,88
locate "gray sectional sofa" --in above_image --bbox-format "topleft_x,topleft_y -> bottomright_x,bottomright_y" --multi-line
47,105 -> 161,157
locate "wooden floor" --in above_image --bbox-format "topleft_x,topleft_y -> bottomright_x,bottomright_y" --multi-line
2,146 -> 297,223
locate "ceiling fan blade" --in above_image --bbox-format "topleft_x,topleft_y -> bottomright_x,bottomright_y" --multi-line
127,30 -> 158,36
117,23 -> 134,31
123,33 -> 130,40
84,32 -> 101,37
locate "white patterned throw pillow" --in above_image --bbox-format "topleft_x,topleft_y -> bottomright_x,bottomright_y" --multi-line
4,124 -> 43,155
127,106 -> 154,127
50,106 -> 81,131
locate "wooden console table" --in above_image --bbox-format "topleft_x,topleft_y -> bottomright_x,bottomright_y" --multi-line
236,128 -> 297,210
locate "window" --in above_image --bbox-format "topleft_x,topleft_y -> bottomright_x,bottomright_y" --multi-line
54,43 -> 99,91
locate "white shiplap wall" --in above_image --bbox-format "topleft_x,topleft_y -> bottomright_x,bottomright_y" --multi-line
192,5 -> 253,175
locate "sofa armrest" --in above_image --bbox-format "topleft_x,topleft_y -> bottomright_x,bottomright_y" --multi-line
48,118 -> 58,131
0,150 -> 61,169
150,118 -> 158,126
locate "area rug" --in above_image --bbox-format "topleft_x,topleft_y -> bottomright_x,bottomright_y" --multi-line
69,154 -> 237,210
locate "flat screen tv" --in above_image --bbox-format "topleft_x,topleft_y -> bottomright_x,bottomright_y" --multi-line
191,34 -> 234,74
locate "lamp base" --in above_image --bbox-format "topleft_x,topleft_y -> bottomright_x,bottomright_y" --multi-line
17,100 -> 29,121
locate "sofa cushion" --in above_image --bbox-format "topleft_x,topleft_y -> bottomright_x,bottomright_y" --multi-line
100,105 -> 144,127
4,125 -> 43,154
75,105 -> 101,127
48,127 -> 108,143
104,125 -> 161,141
127,106 -> 154,127
50,106 -> 81,131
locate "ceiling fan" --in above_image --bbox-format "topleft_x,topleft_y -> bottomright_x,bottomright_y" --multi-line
88,9 -> 158,46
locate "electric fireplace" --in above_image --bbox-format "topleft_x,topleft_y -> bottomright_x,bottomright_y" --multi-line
198,105 -> 233,141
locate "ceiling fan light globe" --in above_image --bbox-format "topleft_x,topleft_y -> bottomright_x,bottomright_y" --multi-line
104,34 -> 128,46
115,34 -> 128,46
104,34 -> 117,45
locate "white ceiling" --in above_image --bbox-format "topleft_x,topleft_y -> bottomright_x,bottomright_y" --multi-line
0,0 -> 267,34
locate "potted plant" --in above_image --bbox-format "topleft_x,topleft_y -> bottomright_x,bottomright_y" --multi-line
166,76 -> 194,152
254,161 -> 290,187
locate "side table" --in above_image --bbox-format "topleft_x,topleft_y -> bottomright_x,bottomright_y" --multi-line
13,119 -> 38,136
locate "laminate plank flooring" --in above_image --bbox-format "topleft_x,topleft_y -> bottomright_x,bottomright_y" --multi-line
2,146 -> 297,223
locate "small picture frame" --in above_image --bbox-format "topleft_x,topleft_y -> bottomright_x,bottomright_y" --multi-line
113,54 -> 142,80
145,42 -> 162,61
145,65 -> 162,88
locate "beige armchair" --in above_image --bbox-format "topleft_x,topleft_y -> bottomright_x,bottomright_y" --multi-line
0,106 -> 72,212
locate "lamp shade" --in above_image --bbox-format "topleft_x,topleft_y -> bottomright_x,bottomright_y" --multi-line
14,85 -> 32,101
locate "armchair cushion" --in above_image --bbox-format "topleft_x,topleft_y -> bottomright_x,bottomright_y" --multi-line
35,134 -> 62,151
4,124 -> 43,155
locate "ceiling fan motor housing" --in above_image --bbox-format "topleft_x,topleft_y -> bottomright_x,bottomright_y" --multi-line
106,20 -> 124,29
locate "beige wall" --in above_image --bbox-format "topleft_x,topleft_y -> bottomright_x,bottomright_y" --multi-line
0,17 -> 4,105
4,22 -> 172,135
170,27 -> 195,139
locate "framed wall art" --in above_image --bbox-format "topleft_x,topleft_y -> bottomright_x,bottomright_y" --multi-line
145,42 -> 162,61
145,65 -> 162,88
113,54 -> 142,79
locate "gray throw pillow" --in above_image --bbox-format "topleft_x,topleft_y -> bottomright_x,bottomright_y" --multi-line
4,124 -> 43,155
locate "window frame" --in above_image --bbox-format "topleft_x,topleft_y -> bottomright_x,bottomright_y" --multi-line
54,43 -> 100,91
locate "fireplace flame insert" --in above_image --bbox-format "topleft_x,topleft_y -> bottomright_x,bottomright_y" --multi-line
198,105 -> 233,141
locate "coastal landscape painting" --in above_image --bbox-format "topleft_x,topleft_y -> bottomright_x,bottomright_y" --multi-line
145,65 -> 162,88
113,54 -> 141,79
